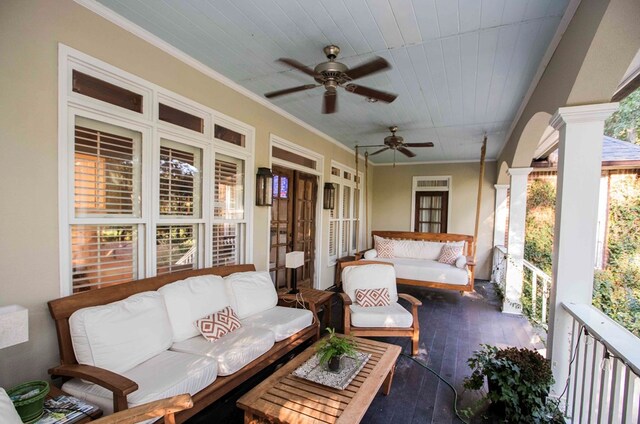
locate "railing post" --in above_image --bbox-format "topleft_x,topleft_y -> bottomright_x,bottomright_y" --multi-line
547,103 -> 618,397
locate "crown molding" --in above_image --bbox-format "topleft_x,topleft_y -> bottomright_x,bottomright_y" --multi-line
73,0 -> 355,157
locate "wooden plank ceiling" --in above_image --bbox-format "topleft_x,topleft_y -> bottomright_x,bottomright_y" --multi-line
95,0 -> 569,164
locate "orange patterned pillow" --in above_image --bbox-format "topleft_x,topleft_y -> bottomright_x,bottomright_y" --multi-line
195,306 -> 242,342
374,236 -> 394,258
438,244 -> 463,265
355,288 -> 390,307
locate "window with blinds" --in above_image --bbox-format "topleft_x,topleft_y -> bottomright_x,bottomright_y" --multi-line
74,117 -> 141,217
156,225 -> 197,275
71,224 -> 137,292
214,154 -> 244,220
159,140 -> 202,217
212,223 -> 243,266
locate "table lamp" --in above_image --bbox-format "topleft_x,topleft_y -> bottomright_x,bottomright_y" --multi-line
286,251 -> 305,294
0,305 -> 28,349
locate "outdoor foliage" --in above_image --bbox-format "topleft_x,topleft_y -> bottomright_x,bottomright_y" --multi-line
605,89 -> 640,143
524,179 -> 556,275
463,345 -> 563,423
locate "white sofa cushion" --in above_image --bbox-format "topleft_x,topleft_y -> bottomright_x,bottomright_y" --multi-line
0,388 -> 23,424
364,257 -> 469,286
158,275 -> 229,342
62,350 -> 217,415
350,303 -> 413,328
224,271 -> 278,319
241,306 -> 313,341
342,263 -> 398,303
363,249 -> 378,259
170,326 -> 275,376
69,291 -> 173,374
393,239 -> 444,260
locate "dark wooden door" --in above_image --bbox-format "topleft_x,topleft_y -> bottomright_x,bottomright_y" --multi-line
269,167 -> 317,289
414,191 -> 448,233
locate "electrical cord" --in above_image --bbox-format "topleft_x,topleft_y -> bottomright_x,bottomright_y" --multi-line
399,352 -> 469,424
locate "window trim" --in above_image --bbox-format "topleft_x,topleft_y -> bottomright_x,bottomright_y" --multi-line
58,44 -> 255,296
410,176 -> 452,233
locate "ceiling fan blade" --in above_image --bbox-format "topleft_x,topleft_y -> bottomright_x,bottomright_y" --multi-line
397,147 -> 416,157
264,84 -> 318,98
322,91 -> 337,114
276,58 -> 317,78
404,142 -> 435,148
345,57 -> 390,80
345,84 -> 397,103
369,147 -> 390,156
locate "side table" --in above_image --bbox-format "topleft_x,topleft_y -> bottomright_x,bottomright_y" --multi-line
277,287 -> 334,339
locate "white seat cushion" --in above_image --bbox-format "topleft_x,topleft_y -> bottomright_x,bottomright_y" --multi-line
364,257 -> 469,286
0,388 -> 23,424
69,291 -> 173,374
170,326 -> 275,376
241,306 -> 313,341
350,302 -> 413,328
62,350 -> 217,415
158,275 -> 230,342
224,271 -> 278,319
342,264 -> 398,303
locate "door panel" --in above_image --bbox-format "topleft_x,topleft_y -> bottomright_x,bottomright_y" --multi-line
414,191 -> 448,233
269,167 -> 293,289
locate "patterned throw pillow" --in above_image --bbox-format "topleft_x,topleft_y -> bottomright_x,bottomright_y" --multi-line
195,306 -> 242,342
438,244 -> 463,265
355,288 -> 390,307
374,236 -> 395,258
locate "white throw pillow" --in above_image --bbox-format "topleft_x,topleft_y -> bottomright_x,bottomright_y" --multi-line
224,271 -> 278,319
0,388 -> 22,424
158,275 -> 229,342
69,291 -> 173,374
455,255 -> 467,269
363,249 -> 378,259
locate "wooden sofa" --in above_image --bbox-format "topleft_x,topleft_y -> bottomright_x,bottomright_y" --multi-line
47,264 -> 318,423
363,231 -> 476,293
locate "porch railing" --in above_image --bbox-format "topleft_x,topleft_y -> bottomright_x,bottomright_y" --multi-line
523,259 -> 551,330
562,302 -> 640,423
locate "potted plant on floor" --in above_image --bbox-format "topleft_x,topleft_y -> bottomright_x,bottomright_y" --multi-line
316,328 -> 358,372
463,344 -> 564,423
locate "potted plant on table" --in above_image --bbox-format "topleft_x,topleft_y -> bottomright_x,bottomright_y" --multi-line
463,344 -> 564,423
316,328 -> 358,372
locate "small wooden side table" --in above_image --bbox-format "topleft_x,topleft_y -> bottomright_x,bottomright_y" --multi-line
44,386 -> 102,423
277,287 -> 334,339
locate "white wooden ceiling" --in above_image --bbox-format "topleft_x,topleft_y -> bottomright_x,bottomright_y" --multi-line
95,0 -> 568,164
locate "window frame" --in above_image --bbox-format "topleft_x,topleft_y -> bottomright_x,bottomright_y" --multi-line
58,44 -> 255,296
410,176 -> 452,233
328,161 -> 364,265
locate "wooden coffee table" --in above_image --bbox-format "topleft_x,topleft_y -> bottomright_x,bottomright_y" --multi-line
237,336 -> 401,424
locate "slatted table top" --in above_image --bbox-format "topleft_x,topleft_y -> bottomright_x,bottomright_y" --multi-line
237,336 -> 401,424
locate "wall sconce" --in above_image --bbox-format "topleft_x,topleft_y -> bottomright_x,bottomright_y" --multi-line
286,251 -> 305,294
255,167 -> 273,207
0,305 -> 28,349
323,183 -> 336,210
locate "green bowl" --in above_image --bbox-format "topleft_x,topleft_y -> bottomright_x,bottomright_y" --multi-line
7,380 -> 49,423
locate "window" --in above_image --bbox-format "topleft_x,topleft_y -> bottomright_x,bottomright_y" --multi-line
412,176 -> 451,233
60,46 -> 254,295
329,162 -> 363,263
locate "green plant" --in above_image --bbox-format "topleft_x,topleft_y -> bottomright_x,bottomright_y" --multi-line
316,328 -> 358,366
463,345 -> 563,423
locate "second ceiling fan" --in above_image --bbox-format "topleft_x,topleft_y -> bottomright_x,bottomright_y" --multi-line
264,45 -> 397,114
362,126 -> 434,158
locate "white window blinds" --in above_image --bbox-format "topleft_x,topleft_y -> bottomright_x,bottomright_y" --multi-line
156,224 -> 198,275
159,140 -> 202,217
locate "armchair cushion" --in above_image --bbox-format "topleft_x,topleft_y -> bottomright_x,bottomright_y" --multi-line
158,275 -> 229,342
62,350 -> 217,415
342,263 -> 398,303
0,388 -> 22,424
224,271 -> 278,319
350,303 -> 413,328
241,306 -> 313,341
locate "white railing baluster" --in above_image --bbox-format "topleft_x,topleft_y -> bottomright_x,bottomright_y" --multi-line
608,359 -> 621,424
542,276 -> 548,324
531,272 -> 537,317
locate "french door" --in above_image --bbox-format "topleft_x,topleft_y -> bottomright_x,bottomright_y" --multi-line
414,191 -> 448,233
269,166 -> 317,289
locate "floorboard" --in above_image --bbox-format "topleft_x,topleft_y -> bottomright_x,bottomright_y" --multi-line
187,281 -> 543,424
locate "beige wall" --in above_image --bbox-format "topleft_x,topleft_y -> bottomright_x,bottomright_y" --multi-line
371,162 -> 497,279
0,0 -> 365,386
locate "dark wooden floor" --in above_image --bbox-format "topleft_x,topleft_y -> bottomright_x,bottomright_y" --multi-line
187,281 -> 543,423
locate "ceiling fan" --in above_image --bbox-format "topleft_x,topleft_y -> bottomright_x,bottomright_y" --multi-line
264,45 -> 398,114
358,126 -> 434,165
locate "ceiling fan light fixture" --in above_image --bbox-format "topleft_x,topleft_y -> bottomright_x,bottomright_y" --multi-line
365,97 -> 378,103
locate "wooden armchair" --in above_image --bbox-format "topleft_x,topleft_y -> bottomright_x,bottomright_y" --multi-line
339,261 -> 422,356
92,394 -> 192,424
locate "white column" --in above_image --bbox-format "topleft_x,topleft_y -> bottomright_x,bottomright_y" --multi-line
493,184 -> 509,247
502,168 -> 532,314
548,103 -> 618,396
